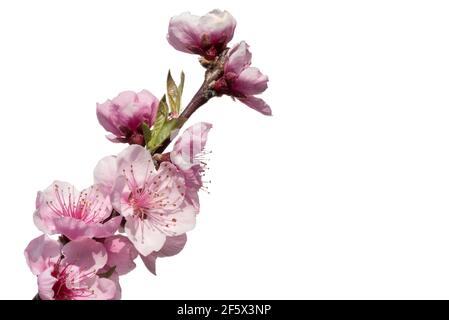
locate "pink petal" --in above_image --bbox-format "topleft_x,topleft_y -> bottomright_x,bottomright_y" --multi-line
112,91 -> 137,107
103,235 -> 138,276
233,67 -> 269,96
79,185 -> 112,221
151,161 -> 186,211
111,175 -> 128,216
96,100 -> 122,137
86,278 -> 117,300
225,41 -> 252,75
172,122 -> 212,171
94,156 -> 118,195
136,89 -> 159,126
167,10 -> 236,56
53,216 -> 121,241
37,268 -> 57,300
124,217 -> 167,256
167,12 -> 202,54
198,10 -> 236,45
36,181 -> 81,223
238,96 -> 272,116
157,233 -> 187,257
140,254 -> 157,275
159,201 -> 197,235
24,235 -> 61,275
116,145 -> 155,187
61,238 -> 108,274
141,234 -> 187,275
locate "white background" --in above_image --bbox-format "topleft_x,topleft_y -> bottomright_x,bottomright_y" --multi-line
0,0 -> 448,299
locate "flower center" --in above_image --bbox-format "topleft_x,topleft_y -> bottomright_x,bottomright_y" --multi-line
46,184 -> 106,223
51,263 -> 95,300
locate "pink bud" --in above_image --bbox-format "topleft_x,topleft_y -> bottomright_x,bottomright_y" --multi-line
167,9 -> 237,60
216,41 -> 272,116
97,90 -> 159,144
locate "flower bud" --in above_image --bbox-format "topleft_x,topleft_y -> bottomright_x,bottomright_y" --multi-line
97,90 -> 159,144
167,9 -> 236,60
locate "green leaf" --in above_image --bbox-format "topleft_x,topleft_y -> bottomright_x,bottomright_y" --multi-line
167,70 -> 178,114
147,117 -> 188,153
98,266 -> 116,279
178,71 -> 185,97
141,123 -> 152,146
147,95 -> 168,151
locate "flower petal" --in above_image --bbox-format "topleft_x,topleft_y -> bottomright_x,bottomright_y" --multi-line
124,217 -> 166,256
141,234 -> 187,275
37,267 -> 57,300
24,235 -> 61,275
150,161 -> 186,212
171,122 -> 212,171
233,67 -> 269,96
61,238 -> 108,274
238,96 -> 272,116
198,9 -> 236,46
94,156 -> 118,195
88,278 -> 117,300
96,100 -> 122,137
103,235 -> 138,276
225,41 -> 252,75
167,12 -> 202,54
159,201 -> 197,235
157,233 -> 187,258
167,10 -> 236,57
116,145 -> 155,187
35,181 -> 81,223
53,216 -> 121,240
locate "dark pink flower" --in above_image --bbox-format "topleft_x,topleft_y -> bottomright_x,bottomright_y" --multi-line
97,90 -> 159,145
25,236 -> 118,300
214,41 -> 271,115
141,234 -> 187,275
167,9 -> 236,60
170,122 -> 212,211
33,181 -> 121,240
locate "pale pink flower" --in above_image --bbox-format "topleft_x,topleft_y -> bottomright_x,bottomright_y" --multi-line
141,234 -> 187,275
214,41 -> 271,115
25,236 -> 118,300
167,9 -> 236,60
106,145 -> 196,256
97,90 -> 159,145
170,122 -> 212,211
103,235 -> 138,276
33,181 -> 121,240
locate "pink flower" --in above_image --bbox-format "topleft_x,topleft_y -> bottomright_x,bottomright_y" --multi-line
103,235 -> 138,276
214,41 -> 271,115
24,236 -> 118,300
33,181 -> 121,241
170,122 -> 212,211
141,234 -> 187,275
104,145 -> 197,256
167,9 -> 236,60
97,90 -> 159,145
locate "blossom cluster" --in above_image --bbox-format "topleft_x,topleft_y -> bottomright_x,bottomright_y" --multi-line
25,9 -> 270,300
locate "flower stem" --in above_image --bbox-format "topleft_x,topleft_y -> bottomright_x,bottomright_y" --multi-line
153,50 -> 228,155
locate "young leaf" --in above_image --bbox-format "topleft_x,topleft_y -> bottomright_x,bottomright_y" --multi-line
167,70 -> 178,114
178,71 -> 185,98
147,95 -> 168,150
141,122 -> 152,146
